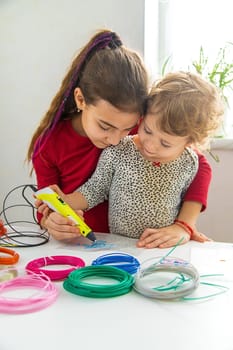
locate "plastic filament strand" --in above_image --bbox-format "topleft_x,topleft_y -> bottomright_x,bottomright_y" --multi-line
0,272 -> 58,314
25,255 -> 86,280
63,265 -> 134,298
91,252 -> 140,274
134,257 -> 200,299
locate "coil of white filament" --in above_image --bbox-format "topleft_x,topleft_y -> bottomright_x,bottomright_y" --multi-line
133,256 -> 200,300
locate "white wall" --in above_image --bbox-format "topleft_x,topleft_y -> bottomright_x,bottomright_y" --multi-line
197,145 -> 233,243
0,0 -> 145,205
1,0 -> 232,243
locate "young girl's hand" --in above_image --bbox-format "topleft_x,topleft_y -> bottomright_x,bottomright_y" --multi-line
191,230 -> 212,242
137,224 -> 191,249
35,184 -> 84,241
137,224 -> 211,248
42,211 -> 83,241
35,199 -> 51,217
49,184 -> 82,210
34,184 -> 65,215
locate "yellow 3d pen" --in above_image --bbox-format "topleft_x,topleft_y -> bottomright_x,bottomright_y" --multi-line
34,187 -> 96,242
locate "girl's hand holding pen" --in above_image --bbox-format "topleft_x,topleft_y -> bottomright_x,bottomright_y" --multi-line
42,211 -> 83,241
35,189 -> 84,241
35,198 -> 51,218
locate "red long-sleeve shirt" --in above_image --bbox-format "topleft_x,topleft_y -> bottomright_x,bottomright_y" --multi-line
33,119 -> 211,232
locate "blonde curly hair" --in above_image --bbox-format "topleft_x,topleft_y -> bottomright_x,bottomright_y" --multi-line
146,71 -> 224,149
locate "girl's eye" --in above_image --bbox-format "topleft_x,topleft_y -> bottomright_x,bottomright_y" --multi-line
99,124 -> 110,131
161,142 -> 171,148
144,126 -> 152,134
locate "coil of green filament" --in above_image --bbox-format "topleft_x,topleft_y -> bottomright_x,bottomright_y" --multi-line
63,265 -> 134,298
133,256 -> 200,300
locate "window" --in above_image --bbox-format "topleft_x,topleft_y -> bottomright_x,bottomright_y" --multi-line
145,0 -> 233,138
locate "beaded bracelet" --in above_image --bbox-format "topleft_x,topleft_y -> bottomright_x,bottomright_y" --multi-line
26,255 -> 85,281
0,247 -> 20,265
174,219 -> 194,238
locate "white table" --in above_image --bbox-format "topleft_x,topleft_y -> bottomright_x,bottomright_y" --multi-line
1,232 -> 233,350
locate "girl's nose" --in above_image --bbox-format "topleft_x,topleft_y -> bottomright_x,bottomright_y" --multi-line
107,132 -> 123,146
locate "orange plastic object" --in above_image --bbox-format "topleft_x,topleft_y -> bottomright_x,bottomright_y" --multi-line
0,247 -> 20,265
0,220 -> 7,236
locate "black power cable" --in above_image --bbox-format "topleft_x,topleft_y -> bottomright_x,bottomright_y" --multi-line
0,184 -> 49,247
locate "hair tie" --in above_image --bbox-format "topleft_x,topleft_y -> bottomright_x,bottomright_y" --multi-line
108,32 -> 123,48
26,255 -> 85,281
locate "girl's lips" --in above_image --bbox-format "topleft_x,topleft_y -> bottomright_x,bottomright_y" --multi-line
95,141 -> 111,148
143,147 -> 155,156
141,147 -> 161,162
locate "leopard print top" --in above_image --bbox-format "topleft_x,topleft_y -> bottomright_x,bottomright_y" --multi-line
78,136 -> 198,238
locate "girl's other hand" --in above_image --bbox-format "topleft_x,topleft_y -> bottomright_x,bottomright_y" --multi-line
137,224 -> 191,249
137,224 -> 211,249
191,230 -> 212,242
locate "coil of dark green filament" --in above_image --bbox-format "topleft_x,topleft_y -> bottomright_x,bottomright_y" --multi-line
63,265 -> 134,298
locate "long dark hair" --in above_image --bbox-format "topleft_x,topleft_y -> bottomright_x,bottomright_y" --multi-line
27,29 -> 148,162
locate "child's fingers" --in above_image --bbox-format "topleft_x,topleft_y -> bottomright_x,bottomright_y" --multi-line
34,199 -> 43,208
42,206 -> 51,218
37,202 -> 49,215
192,231 -> 212,242
49,184 -> 64,197
74,209 -> 84,220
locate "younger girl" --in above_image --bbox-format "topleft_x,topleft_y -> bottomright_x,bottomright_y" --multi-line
51,71 -> 223,248
28,29 -> 212,243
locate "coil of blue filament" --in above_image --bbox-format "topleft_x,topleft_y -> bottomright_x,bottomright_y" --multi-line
91,252 -> 140,274
133,256 -> 200,300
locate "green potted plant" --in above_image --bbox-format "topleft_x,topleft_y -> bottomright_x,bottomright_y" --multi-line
191,43 -> 233,106
161,43 -> 233,161
162,42 -> 233,139
191,43 -> 233,140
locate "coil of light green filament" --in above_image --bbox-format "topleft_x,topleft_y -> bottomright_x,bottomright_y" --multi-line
63,265 -> 134,298
134,257 -> 200,300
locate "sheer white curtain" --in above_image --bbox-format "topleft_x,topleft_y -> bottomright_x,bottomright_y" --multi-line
145,0 -> 233,137
166,0 -> 232,66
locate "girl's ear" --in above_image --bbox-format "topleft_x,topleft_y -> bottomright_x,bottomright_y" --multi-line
185,136 -> 193,148
74,88 -> 86,110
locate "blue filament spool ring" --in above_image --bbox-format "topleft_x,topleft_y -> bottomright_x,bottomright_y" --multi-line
92,252 -> 140,274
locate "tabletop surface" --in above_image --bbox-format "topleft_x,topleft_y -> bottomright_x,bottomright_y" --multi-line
0,230 -> 233,350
